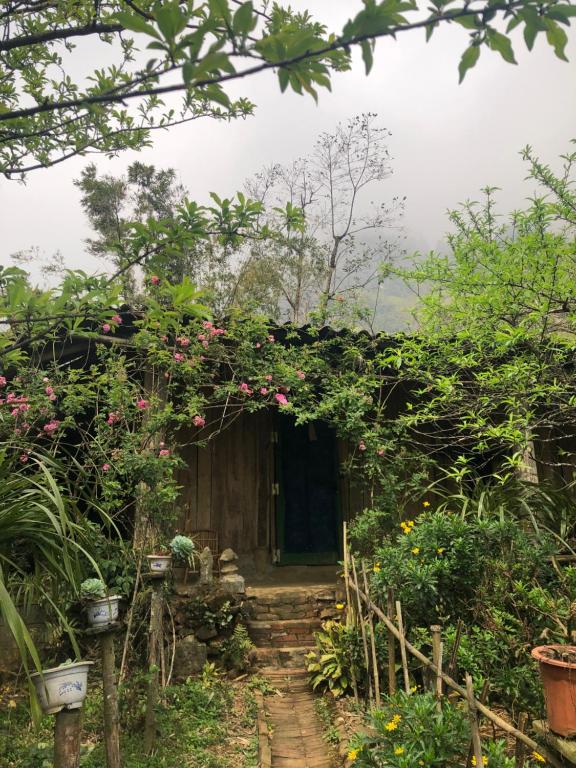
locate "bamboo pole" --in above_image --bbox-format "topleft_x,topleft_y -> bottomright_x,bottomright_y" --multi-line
386,588 -> 396,696
395,600 -> 411,694
144,576 -> 164,754
466,674 -> 484,768
101,632 -> 121,768
342,523 -> 359,704
351,556 -> 373,703
448,619 -> 464,679
431,624 -> 443,705
346,577 -> 563,768
515,712 -> 528,768
361,562 -> 381,707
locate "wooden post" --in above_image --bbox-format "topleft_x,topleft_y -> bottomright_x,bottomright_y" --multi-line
361,562 -> 381,707
515,712 -> 528,768
101,632 -> 121,768
395,601 -> 410,694
386,588 -> 396,696
431,624 -> 443,704
466,674 -> 483,768
342,523 -> 359,704
144,575 -> 164,754
351,556 -> 373,703
54,709 -> 82,768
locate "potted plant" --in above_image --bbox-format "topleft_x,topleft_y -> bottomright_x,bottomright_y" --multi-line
532,644 -> 576,736
146,545 -> 172,573
146,535 -> 196,574
31,660 -> 93,715
80,578 -> 121,627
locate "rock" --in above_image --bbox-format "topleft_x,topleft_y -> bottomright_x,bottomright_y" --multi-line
199,547 -> 213,585
221,574 -> 245,594
219,548 -> 238,563
195,624 -> 218,642
220,563 -> 238,575
172,635 -> 207,678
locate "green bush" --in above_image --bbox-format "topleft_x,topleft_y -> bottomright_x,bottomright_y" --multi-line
306,620 -> 362,697
221,624 -> 255,672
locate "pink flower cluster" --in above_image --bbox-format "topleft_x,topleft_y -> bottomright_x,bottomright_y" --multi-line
107,412 -> 120,426
174,352 -> 185,362
275,393 -> 288,406
43,420 -> 60,435
177,336 -> 190,347
136,398 -> 149,410
239,382 -> 253,396
150,275 -> 160,285
159,449 -> 170,457
192,415 -> 205,428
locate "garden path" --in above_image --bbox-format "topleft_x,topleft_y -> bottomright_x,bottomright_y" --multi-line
258,666 -> 334,768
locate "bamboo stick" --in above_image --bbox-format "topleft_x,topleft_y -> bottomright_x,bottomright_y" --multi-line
466,674 -> 483,768
362,562 -> 381,707
342,523 -> 359,704
386,588 -> 396,695
515,712 -> 528,768
395,600 -> 411,694
351,555 -> 373,703
346,576 -> 563,768
448,619 -> 464,679
431,624 -> 443,705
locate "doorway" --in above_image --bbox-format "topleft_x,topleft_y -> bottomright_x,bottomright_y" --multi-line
276,419 -> 340,565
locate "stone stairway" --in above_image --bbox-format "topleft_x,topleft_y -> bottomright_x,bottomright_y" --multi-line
245,584 -> 345,668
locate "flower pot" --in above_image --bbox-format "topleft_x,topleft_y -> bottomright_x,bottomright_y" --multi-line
532,645 -> 576,736
31,661 -> 93,715
86,595 -> 120,627
146,554 -> 172,573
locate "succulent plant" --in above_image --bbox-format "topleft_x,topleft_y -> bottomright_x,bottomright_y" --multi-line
169,535 -> 195,563
80,578 -> 106,601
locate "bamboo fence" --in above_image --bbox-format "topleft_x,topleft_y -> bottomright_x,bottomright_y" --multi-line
343,540 -> 563,768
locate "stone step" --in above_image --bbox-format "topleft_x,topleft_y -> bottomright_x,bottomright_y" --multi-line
256,645 -> 315,668
248,618 -> 322,647
246,585 -> 346,622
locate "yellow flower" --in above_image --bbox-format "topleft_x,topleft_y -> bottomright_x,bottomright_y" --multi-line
348,748 -> 359,762
394,747 -> 404,756
437,547 -> 445,554
7,700 -> 16,709
373,564 -> 381,573
423,501 -> 430,507
392,714 -> 401,723
411,547 -> 420,555
531,752 -> 546,763
471,757 -> 488,766
410,685 -> 418,693
384,720 -> 399,731
336,603 -> 345,610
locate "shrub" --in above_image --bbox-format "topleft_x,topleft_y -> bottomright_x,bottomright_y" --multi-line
306,620 -> 362,697
220,624 -> 254,672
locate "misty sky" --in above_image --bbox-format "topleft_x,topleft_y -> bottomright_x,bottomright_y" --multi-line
2,0 -> 576,317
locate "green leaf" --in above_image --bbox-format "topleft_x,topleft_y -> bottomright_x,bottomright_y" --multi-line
360,39 -> 374,74
233,2 -> 255,35
278,67 -> 290,93
113,11 -> 161,40
486,29 -> 517,64
545,20 -> 569,61
458,44 -> 480,83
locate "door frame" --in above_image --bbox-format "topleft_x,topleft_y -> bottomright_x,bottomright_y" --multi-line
274,417 -> 341,565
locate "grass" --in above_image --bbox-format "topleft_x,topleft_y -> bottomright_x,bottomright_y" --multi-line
1,673 -> 258,768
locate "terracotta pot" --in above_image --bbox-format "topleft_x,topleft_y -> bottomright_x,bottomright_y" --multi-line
532,644 -> 576,736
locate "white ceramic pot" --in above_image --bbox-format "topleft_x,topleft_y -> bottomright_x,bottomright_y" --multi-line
146,554 -> 172,573
86,595 -> 120,627
31,661 -> 93,715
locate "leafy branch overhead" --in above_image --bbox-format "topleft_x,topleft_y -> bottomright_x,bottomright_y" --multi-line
1,0 -> 574,176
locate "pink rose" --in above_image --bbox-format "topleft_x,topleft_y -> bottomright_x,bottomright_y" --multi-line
160,335 -> 169,343
150,275 -> 160,285
136,398 -> 149,410
275,393 -> 288,406
296,370 -> 305,380
197,334 -> 206,342
202,321 -> 213,329
19,403 -> 30,412
267,334 -> 275,343
19,453 -> 29,463
211,328 -> 225,336
159,449 -> 170,457
358,441 -> 367,452
49,394 -> 57,401
0,376 -> 6,387
45,386 -> 54,396
177,337 -> 191,347
239,382 -> 253,396
43,420 -> 60,434
11,408 -> 19,418
265,375 -> 273,382
6,393 -> 15,402
260,387 -> 268,395
377,448 -> 385,457
255,342 -> 261,349
201,340 -> 209,349
111,314 -> 122,325
107,412 -> 120,426
192,415 -> 206,428
174,352 -> 185,362
102,463 -> 111,472
102,323 -> 111,333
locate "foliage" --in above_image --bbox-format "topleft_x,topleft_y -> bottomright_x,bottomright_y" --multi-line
306,620 -> 362,697
79,579 -> 106,601
1,1 -> 573,176
348,691 -> 470,767
221,624 -> 255,673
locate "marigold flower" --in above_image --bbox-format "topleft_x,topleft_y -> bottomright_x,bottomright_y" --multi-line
423,501 -> 430,507
394,747 -> 404,756
531,753 -> 545,763
336,603 -> 345,610
411,547 -> 420,555
437,547 -> 445,555
373,564 -> 381,573
471,757 -> 487,766
348,749 -> 359,762
384,720 -> 398,731
392,714 -> 401,723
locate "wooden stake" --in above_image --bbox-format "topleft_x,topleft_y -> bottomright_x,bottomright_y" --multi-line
351,556 -> 373,703
431,625 -> 443,704
448,619 -> 464,680
101,632 -> 121,768
395,600 -> 410,694
515,712 -> 528,768
466,674 -> 483,768
361,562 -> 381,707
342,524 -> 359,704
386,588 -> 396,696
144,576 -> 164,754
54,709 -> 82,768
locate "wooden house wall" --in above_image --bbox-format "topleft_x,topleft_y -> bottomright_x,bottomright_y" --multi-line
176,410 -> 274,555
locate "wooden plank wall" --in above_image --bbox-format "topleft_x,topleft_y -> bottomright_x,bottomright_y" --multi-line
176,410 -> 274,555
